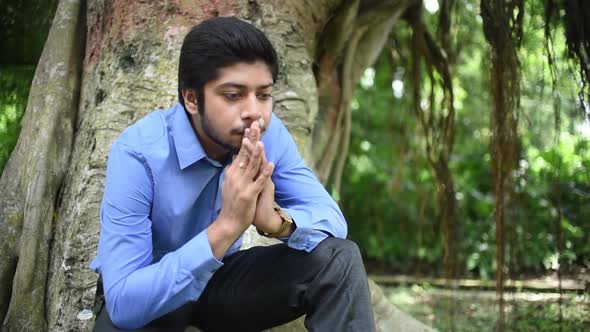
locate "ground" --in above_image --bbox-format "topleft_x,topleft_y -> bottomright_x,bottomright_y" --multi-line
385,284 -> 590,331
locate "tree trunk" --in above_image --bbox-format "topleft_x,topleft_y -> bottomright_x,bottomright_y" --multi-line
311,0 -> 413,193
0,1 -> 434,331
0,0 -> 84,330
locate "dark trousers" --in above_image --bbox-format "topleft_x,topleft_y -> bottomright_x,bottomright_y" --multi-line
93,237 -> 376,332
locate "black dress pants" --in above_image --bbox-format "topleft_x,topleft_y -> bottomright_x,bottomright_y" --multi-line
93,237 -> 376,332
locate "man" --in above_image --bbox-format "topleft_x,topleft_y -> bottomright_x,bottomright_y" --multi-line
91,17 -> 375,332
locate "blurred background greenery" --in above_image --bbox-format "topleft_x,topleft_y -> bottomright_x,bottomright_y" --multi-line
339,1 -> 590,329
342,0 -> 589,280
1,0 -> 588,331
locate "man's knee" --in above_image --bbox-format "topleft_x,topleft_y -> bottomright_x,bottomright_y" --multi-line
310,237 -> 364,271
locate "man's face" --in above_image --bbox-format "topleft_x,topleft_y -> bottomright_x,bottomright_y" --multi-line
184,60 -> 274,160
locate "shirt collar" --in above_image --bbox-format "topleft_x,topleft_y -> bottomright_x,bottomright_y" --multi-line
172,103 -> 207,170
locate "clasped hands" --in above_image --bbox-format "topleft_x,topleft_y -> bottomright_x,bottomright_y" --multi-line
218,119 -> 283,237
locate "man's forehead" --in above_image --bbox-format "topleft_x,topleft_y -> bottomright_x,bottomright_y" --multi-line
211,61 -> 274,87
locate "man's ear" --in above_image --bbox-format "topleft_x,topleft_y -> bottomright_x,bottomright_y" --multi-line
181,88 -> 199,115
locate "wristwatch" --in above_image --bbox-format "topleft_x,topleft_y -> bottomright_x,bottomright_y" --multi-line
257,202 -> 294,238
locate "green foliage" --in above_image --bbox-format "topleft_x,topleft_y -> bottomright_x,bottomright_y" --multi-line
342,1 -> 590,278
0,0 -> 58,64
0,66 -> 35,172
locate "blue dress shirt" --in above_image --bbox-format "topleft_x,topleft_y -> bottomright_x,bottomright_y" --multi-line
89,103 -> 347,329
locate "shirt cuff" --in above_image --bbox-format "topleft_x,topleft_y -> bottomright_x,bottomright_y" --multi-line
283,208 -> 330,252
175,230 -> 224,285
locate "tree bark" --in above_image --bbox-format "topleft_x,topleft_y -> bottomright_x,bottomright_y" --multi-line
0,0 -> 84,330
0,1 -> 434,331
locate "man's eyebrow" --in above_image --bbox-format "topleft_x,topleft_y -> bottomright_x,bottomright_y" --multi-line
216,82 -> 274,89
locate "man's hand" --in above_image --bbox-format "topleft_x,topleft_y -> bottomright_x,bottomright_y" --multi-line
241,121 -> 286,235
207,131 -> 273,259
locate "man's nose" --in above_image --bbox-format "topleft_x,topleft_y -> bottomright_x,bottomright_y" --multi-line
241,93 -> 262,121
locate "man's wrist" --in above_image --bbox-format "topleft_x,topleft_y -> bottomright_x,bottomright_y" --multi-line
207,214 -> 243,259
255,209 -> 282,234
257,204 -> 294,238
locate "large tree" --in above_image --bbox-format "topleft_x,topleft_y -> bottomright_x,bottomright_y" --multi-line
0,0 -> 435,331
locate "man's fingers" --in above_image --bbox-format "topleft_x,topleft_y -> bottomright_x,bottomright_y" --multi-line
252,134 -> 267,179
250,119 -> 261,143
243,136 -> 254,158
253,162 -> 274,191
257,143 -> 268,178
256,119 -> 262,141
235,137 -> 252,170
246,141 -> 263,178
244,128 -> 255,155
235,120 -> 265,173
254,121 -> 261,142
235,137 -> 248,161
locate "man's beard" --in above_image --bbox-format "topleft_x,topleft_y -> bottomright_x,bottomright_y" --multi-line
200,112 -> 267,155
200,110 -> 242,155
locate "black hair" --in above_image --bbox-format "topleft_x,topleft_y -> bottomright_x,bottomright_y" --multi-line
178,16 -> 279,112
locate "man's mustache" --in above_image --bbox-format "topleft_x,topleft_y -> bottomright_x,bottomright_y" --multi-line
230,118 -> 266,135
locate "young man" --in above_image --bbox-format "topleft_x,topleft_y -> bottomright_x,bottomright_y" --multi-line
91,17 -> 376,332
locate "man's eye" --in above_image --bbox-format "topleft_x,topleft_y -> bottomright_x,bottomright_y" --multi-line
257,93 -> 272,100
224,93 -> 240,100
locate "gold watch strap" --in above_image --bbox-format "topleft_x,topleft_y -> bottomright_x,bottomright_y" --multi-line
257,203 -> 293,238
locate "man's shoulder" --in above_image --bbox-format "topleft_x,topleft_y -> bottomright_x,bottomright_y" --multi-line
263,113 -> 301,164
114,107 -> 172,152
264,113 -> 288,141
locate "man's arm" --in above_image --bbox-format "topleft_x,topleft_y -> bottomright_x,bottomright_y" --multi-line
263,115 -> 348,252
95,138 -> 270,329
